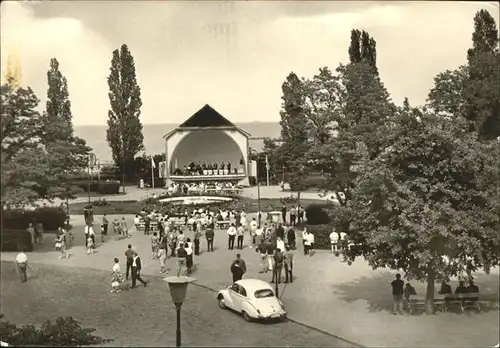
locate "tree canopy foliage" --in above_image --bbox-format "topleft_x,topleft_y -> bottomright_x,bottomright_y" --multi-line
271,10 -> 499,314
106,44 -> 144,176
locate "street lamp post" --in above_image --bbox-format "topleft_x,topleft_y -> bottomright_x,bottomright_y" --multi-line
164,276 -> 196,347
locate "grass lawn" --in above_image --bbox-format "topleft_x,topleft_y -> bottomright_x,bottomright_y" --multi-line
0,262 -> 355,347
68,197 -> 325,215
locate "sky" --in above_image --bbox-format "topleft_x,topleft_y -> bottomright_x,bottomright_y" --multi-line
1,1 -> 498,126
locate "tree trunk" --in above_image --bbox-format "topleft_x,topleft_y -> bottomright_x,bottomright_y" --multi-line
297,191 -> 301,210
425,270 -> 436,315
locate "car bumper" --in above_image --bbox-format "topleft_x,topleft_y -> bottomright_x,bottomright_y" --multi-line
257,311 -> 287,320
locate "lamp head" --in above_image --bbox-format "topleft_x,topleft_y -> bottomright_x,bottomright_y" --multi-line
163,276 -> 196,306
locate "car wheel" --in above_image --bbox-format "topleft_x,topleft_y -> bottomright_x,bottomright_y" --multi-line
218,297 -> 227,310
242,311 -> 252,322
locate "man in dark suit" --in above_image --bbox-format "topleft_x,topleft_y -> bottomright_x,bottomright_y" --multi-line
124,244 -> 135,280
281,206 -> 287,224
131,252 -> 147,288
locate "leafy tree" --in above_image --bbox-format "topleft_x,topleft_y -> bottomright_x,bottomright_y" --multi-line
463,9 -> 500,140
1,80 -> 50,207
0,314 -> 112,346
44,58 -> 90,201
427,65 -> 468,117
106,44 -> 145,181
348,29 -> 377,71
347,111 -> 499,314
278,72 -> 309,191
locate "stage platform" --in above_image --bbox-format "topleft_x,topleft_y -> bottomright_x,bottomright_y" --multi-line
169,173 -> 246,182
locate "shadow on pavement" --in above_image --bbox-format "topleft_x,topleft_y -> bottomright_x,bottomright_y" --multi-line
332,271 -> 500,314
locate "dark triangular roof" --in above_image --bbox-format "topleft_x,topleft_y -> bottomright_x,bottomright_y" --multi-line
179,104 -> 235,128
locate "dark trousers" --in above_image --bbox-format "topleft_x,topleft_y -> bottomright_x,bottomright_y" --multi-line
298,215 -> 303,224
232,273 -> 243,282
144,224 -> 150,235
18,263 -> 27,282
131,267 -> 146,287
272,266 -> 283,283
207,238 -> 214,252
285,264 -> 293,283
126,259 -> 133,280
290,215 -> 296,226
237,235 -> 244,249
304,243 -> 309,255
228,235 -> 235,250
103,224 -> 108,235
170,245 -> 176,257
194,238 -> 200,255
282,214 -> 286,224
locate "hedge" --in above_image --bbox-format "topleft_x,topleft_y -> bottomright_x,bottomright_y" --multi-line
1,230 -> 33,252
98,181 -> 120,194
2,207 -> 68,231
305,204 -> 332,225
307,224 -> 332,250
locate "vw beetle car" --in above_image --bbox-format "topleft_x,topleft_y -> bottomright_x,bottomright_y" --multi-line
216,279 -> 287,321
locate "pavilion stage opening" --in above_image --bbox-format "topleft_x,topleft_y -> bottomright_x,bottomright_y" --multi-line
159,195 -> 236,205
170,129 -> 245,176
163,104 -> 251,186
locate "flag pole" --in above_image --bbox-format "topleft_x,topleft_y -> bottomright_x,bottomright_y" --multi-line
265,155 -> 270,187
151,157 -> 155,190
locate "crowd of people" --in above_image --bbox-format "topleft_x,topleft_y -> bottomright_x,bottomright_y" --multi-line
172,160 -> 244,176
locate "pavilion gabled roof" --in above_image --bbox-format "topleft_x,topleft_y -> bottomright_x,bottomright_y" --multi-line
163,104 -> 251,139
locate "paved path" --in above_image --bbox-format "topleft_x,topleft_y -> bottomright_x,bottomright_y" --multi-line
2,214 -> 499,347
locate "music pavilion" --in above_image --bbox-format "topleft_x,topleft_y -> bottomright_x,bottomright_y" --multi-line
163,104 -> 252,187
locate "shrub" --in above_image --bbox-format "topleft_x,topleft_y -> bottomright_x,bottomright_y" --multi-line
307,224 -> 332,250
0,314 -> 112,346
0,230 -> 33,252
98,181 -> 120,194
1,207 -> 67,231
91,199 -> 109,207
305,204 -> 331,225
72,181 -> 99,193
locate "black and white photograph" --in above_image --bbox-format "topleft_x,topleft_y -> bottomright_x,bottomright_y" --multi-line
1,1 -> 499,347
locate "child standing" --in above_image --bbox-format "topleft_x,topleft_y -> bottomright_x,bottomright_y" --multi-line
111,258 -> 124,293
87,235 -> 94,255
151,232 -> 159,259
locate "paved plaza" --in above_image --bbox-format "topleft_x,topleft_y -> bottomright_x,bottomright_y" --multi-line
2,214 -> 499,347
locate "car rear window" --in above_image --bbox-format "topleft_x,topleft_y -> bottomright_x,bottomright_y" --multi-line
254,289 -> 274,298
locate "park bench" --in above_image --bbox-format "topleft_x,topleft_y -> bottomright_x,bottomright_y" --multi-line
408,297 -> 447,314
136,221 -> 159,233
443,293 -> 481,312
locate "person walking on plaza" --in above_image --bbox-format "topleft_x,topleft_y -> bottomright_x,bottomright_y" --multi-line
27,223 -> 36,247
258,240 -> 268,273
185,238 -> 194,275
276,223 -> 285,240
266,241 -> 275,272
231,260 -> 244,282
131,252 -> 147,288
111,258 -> 124,293
286,224 -> 296,250
271,248 -> 284,284
298,206 -> 304,224
236,224 -> 245,250
391,274 -> 404,315
55,229 -> 68,259
86,234 -> 94,255
125,244 -> 135,281
121,217 -> 129,238
281,206 -> 287,224
144,214 -> 151,235
150,232 -> 160,259
134,214 -> 141,233
329,229 -> 339,255
249,218 -> 258,248
16,250 -> 28,283
112,218 -> 121,240
231,253 -> 246,281
168,229 -> 177,257
205,223 -> 215,252
227,223 -> 237,250
255,224 -> 263,247
158,244 -> 168,274
102,214 -> 109,236
339,231 -> 348,262
289,206 -> 297,227
176,243 -> 187,276
284,245 -> 294,283
194,225 -> 202,256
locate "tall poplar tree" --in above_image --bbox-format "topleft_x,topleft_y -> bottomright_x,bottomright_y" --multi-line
44,58 -> 91,200
106,44 -> 144,179
348,29 -> 377,71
